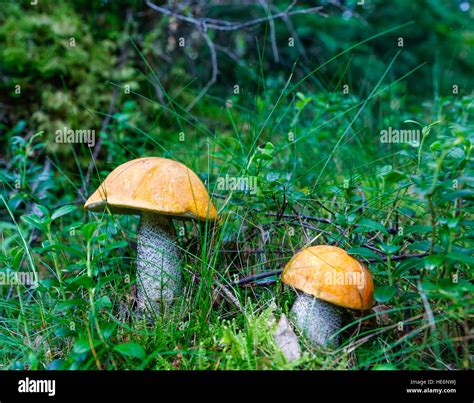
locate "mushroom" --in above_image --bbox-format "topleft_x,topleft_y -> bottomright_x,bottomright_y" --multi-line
84,157 -> 218,315
281,245 -> 374,347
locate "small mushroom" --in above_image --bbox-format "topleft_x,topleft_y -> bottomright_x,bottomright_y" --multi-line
282,245 -> 374,347
84,157 -> 218,315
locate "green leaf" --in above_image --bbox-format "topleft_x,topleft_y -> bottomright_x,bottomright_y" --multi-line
102,240 -> 128,252
440,189 -> 474,202
373,363 -> 397,370
357,218 -> 389,236
67,275 -> 95,290
378,244 -> 401,255
422,255 -> 445,270
35,205 -> 50,217
374,285 -> 397,303
56,299 -> 87,311
407,241 -> 431,252
347,247 -> 383,261
394,257 -> 423,278
55,327 -> 76,338
21,215 -> 48,232
73,338 -> 92,354
383,170 -> 408,184
51,205 -> 77,221
81,222 -> 97,242
37,243 -> 84,257
447,147 -> 465,160
100,322 -> 117,340
446,252 -> 474,265
114,343 -> 145,360
95,295 -> 112,310
377,165 -> 392,177
404,225 -> 432,235
255,142 -> 275,161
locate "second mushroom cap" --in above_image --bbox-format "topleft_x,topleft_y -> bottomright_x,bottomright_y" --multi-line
282,245 -> 374,310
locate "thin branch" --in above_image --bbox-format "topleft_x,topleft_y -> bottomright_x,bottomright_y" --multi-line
418,281 -> 436,332
259,0 -> 279,63
188,270 -> 243,312
214,280 -> 244,312
146,1 -> 324,32
264,211 -> 333,225
235,252 -> 429,286
280,9 -> 309,64
236,269 -> 283,285
146,0 -> 323,110
186,28 -> 217,111
220,248 -> 292,254
241,279 -> 277,287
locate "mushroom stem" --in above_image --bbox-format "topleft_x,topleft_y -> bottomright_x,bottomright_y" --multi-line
290,293 -> 342,347
137,212 -> 182,315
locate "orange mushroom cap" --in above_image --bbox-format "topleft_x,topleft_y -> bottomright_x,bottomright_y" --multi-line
84,157 -> 218,221
282,245 -> 374,310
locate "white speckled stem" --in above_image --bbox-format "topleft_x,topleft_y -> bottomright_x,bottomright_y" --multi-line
137,212 -> 182,315
290,293 -> 342,347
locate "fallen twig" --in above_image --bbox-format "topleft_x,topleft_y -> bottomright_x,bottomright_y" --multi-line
146,1 -> 324,32
146,0 -> 324,110
235,252 -> 429,286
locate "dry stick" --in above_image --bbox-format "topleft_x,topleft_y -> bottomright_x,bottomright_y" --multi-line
212,197 -> 341,232
328,0 -> 368,26
280,10 -> 309,65
241,279 -> 277,287
259,0 -> 279,63
235,252 -> 429,286
188,271 -> 243,312
146,1 -> 323,31
186,28 -> 217,111
220,248 -> 292,254
264,211 -> 334,225
236,269 -> 283,285
213,281 -> 244,312
216,197 -> 429,285
214,44 -> 255,76
288,205 -> 307,243
264,210 -> 347,243
345,313 -> 425,354
146,0 -> 324,110
417,281 -> 436,332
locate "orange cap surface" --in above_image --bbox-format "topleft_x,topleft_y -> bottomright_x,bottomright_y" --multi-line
84,157 -> 218,221
282,245 -> 374,310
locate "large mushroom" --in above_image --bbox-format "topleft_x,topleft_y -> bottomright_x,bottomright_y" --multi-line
282,245 -> 374,347
84,157 -> 218,315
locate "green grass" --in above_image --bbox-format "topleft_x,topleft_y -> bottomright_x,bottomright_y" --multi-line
0,1 -> 473,371
1,85 -> 472,370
